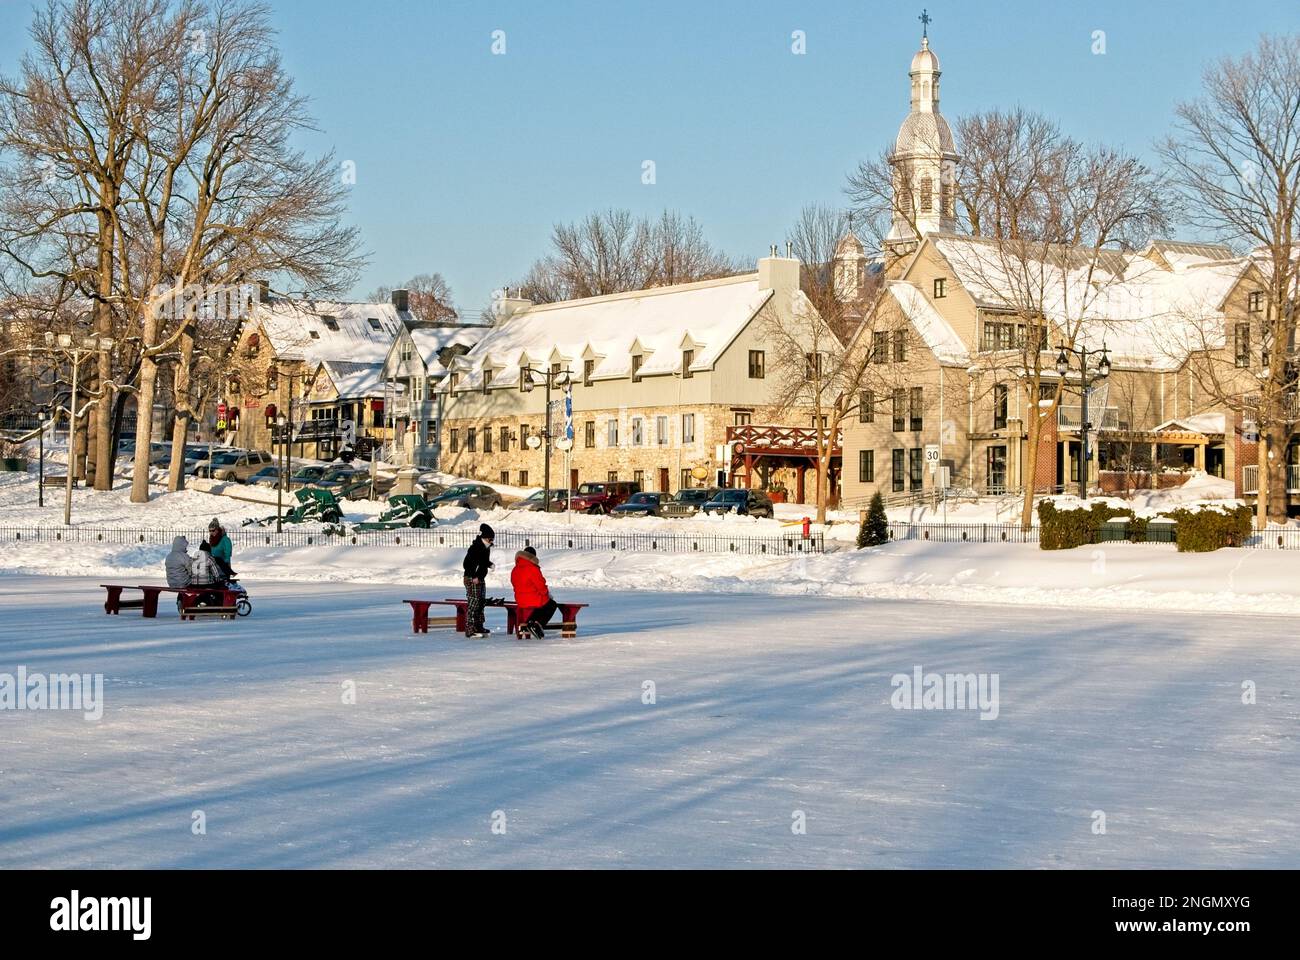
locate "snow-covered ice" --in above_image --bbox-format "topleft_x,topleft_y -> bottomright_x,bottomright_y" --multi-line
0,575 -> 1297,868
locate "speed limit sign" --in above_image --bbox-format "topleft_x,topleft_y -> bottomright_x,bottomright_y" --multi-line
925,444 -> 941,474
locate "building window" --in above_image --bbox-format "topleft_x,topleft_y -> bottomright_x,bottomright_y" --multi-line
631,354 -> 643,383
919,176 -> 933,213
412,377 -> 425,402
368,318 -> 382,331
860,390 -> 875,424
893,330 -> 906,363
748,350 -> 765,379
680,468 -> 694,490
681,413 -> 695,444
466,427 -> 476,452
500,426 -> 510,450
1235,323 -> 1250,367
583,358 -> 594,386
892,449 -> 905,492
520,423 -> 530,447
933,277 -> 946,299
500,471 -> 509,485
859,449 -> 875,483
1040,381 -> 1058,402
633,469 -> 644,487
631,417 -> 644,446
909,448 -> 923,490
993,383 -> 1009,430
873,331 -> 888,363
682,349 -> 694,379
804,352 -> 823,380
519,470 -> 528,486
892,389 -> 906,432
399,340 -> 412,362
482,369 -> 493,393
909,386 -> 923,432
426,420 -> 436,442
607,419 -> 619,447
1249,291 -> 1265,313
584,420 -> 595,448
656,415 -> 668,445
550,362 -> 561,379
450,428 -> 459,453
607,470 -> 618,483
483,425 -> 493,453
308,330 -> 320,340
734,410 -> 752,426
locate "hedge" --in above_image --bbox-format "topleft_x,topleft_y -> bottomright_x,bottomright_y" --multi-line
1039,500 -> 1253,551
1165,505 -> 1253,552
1038,501 -> 1136,550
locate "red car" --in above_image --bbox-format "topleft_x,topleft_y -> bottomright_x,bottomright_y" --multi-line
568,481 -> 641,514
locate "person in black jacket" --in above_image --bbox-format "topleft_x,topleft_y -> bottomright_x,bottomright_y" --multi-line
462,523 -> 495,638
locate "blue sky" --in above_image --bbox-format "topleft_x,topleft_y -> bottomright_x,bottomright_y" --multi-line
2,0 -> 1297,314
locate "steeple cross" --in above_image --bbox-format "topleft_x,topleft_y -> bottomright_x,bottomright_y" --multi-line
919,9 -> 931,38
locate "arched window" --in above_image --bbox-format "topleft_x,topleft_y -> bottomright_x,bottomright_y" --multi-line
919,176 -> 934,214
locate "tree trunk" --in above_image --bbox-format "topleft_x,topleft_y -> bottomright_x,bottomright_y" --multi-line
1266,423 -> 1290,524
815,447 -> 828,524
93,348 -> 115,490
167,325 -> 196,492
93,198 -> 117,491
130,353 -> 157,503
1020,408 -> 1041,531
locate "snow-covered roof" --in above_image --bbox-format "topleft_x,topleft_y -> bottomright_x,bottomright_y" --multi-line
884,280 -> 969,364
315,360 -> 389,401
408,326 -> 484,371
445,273 -> 775,388
253,299 -> 406,365
1154,413 -> 1227,435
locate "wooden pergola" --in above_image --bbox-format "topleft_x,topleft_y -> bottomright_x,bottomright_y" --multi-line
726,424 -> 842,504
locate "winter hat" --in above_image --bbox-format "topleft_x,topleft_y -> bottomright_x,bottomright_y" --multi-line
479,523 -> 495,539
172,536 -> 189,551
522,546 -> 537,557
199,540 -> 212,553
208,518 -> 221,531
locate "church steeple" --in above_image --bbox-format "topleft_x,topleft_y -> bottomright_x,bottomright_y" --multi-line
886,15 -> 960,258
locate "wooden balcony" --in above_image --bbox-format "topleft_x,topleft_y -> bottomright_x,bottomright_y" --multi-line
726,424 -> 842,460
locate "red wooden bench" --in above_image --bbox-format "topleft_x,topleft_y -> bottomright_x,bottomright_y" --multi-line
100,583 -> 240,620
403,598 -> 588,638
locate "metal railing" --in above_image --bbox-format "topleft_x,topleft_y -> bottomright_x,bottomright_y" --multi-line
1242,464 -> 1300,494
1057,405 -> 1120,430
0,524 -> 825,556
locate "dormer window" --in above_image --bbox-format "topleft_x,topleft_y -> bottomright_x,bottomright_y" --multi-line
682,349 -> 694,379
631,354 -> 643,383
483,369 -> 493,394
1249,291 -> 1265,313
309,330 -> 320,339
368,318 -> 382,331
583,358 -> 594,386
323,316 -> 339,331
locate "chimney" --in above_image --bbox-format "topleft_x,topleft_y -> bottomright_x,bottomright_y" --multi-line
495,293 -> 532,323
391,288 -> 409,313
758,248 -> 800,293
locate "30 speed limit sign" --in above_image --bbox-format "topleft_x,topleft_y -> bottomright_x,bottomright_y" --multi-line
925,444 -> 941,474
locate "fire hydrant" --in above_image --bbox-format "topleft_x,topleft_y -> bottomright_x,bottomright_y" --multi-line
801,516 -> 811,539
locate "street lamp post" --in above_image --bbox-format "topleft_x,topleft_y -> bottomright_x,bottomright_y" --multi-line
47,332 -> 114,526
519,365 -> 572,512
276,412 -> 288,532
37,403 -> 49,508
1055,342 -> 1111,501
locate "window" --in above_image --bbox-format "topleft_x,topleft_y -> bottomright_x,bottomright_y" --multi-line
550,362 -> 561,379
933,278 -> 946,299
482,369 -> 493,393
919,176 -> 933,213
1039,381 -> 1057,402
656,415 -> 668,445
859,389 -> 875,424
520,366 -> 533,392
859,450 -> 875,483
734,410 -> 752,426
483,425 -> 493,453
500,471 -> 510,485
748,350 -> 765,379
805,352 -> 823,379
909,386 -> 923,432
308,330 -> 320,340
893,330 -> 907,363
412,377 -> 424,402
449,373 -> 459,392
892,449 -> 905,492
607,419 -> 619,447
1249,291 -> 1265,313
519,471 -> 528,486
680,468 -> 694,490
399,340 -> 412,362
368,318 -> 382,331
519,423 -> 530,448
873,331 -> 888,363
450,429 -> 459,453
681,413 -> 695,444
993,383 -> 1009,430
682,349 -> 694,379
323,317 -> 339,331
426,419 -> 436,442
1235,323 -> 1250,367
583,358 -> 594,386
909,448 -> 923,491
466,427 -> 476,453
633,469 -> 645,486
500,426 -> 510,450
631,417 -> 644,446
892,389 -> 906,432
607,471 -> 618,483
584,420 -> 595,448
631,354 -> 643,383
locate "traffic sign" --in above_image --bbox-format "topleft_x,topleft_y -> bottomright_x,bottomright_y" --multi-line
925,444 -> 941,474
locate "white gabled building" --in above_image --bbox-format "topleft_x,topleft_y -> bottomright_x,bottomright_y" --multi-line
380,324 -> 483,466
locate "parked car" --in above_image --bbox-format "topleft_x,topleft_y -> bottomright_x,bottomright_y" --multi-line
288,464 -> 329,488
309,464 -> 365,490
514,488 -> 573,512
567,481 -> 641,514
196,449 -> 274,482
427,483 -> 503,510
660,486 -> 721,519
247,465 -> 283,488
700,488 -> 775,518
611,492 -> 664,518
417,478 -> 447,499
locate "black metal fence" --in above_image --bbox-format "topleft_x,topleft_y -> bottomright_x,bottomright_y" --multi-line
884,522 -> 1300,550
0,524 -> 825,556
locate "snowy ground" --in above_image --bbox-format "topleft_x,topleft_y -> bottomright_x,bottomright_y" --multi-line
0,575 -> 1297,868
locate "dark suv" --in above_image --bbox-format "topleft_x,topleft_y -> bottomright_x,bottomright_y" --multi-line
701,488 -> 775,518
568,480 -> 641,514
661,487 -> 721,519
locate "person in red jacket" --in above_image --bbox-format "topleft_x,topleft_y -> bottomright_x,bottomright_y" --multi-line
510,546 -> 556,639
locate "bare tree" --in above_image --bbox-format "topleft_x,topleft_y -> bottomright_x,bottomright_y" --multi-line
369,272 -> 458,325
1159,33 -> 1300,527
785,203 -> 880,341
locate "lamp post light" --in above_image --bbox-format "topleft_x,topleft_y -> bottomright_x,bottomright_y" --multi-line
37,403 -> 49,508
48,332 -> 114,526
519,366 -> 572,512
1055,341 -> 1111,501
276,413 -> 288,532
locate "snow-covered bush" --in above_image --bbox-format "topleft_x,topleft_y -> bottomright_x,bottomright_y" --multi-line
1038,500 -> 1136,550
1165,505 -> 1253,552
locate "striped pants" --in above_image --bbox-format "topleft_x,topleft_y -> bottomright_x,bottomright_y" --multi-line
463,577 -> 485,636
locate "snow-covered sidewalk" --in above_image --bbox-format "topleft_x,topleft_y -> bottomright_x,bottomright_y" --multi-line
0,576 -> 1296,868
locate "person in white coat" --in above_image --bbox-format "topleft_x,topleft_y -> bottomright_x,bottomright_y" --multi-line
165,536 -> 193,588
